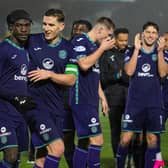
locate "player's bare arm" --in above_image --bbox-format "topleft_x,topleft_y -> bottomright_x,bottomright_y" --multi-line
125,33 -> 141,76
98,81 -> 109,116
28,69 -> 76,86
78,37 -> 115,71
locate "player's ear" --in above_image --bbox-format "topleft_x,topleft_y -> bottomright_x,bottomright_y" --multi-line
156,32 -> 159,39
59,22 -> 65,31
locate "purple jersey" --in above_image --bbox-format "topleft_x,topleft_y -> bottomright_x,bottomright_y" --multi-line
28,33 -> 77,116
71,33 -> 99,106
0,39 -> 29,97
0,39 -> 29,151
124,47 -> 168,107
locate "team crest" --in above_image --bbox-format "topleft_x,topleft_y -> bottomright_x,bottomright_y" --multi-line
91,126 -> 97,133
152,54 -> 157,61
21,64 -> 28,75
1,136 -> 7,144
42,133 -> 49,141
58,50 -> 67,59
123,122 -> 128,129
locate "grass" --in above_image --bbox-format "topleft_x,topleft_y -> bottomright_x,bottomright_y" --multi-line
1,115 -> 168,168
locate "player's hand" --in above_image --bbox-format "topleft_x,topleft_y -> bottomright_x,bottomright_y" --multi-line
99,37 -> 115,51
28,69 -> 52,82
157,36 -> 165,52
134,33 -> 142,50
101,98 -> 109,116
11,96 -> 37,112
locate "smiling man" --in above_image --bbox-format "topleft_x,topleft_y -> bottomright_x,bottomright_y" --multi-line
26,9 -> 78,168
116,21 -> 168,168
0,9 -> 34,168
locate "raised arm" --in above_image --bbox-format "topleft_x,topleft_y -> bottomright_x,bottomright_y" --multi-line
125,33 -> 141,76
77,37 -> 115,71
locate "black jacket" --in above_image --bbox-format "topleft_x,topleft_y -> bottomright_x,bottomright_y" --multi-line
99,47 -> 130,106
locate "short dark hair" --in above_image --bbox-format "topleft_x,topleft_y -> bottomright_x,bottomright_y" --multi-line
96,17 -> 115,30
72,20 -> 92,31
6,9 -> 32,26
142,21 -> 159,32
44,9 -> 65,22
114,28 -> 129,37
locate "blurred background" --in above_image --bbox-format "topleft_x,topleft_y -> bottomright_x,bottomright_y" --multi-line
0,0 -> 168,42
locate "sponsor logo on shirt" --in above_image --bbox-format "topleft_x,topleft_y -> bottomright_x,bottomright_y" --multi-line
138,63 -> 154,77
14,64 -> 28,81
42,58 -> 54,69
142,63 -> 150,72
14,75 -> 27,81
73,46 -> 86,52
21,64 -> 28,75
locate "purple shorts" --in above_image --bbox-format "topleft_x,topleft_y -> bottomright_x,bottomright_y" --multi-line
71,104 -> 102,139
122,105 -> 164,133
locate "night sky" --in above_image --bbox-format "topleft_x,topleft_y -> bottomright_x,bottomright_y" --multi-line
0,0 -> 168,42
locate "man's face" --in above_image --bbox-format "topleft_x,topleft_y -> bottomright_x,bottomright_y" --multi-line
115,33 -> 128,50
11,19 -> 31,44
97,25 -> 114,43
43,16 -> 64,43
142,26 -> 158,47
72,24 -> 89,36
164,33 -> 168,50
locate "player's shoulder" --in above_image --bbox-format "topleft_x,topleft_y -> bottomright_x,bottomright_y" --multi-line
0,39 -> 6,48
71,33 -> 87,43
61,37 -> 72,45
0,39 -> 12,51
28,33 -> 45,49
60,37 -> 75,51
29,33 -> 43,41
0,39 -> 12,57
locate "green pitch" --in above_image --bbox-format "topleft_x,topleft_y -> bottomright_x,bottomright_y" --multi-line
1,115 -> 168,168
